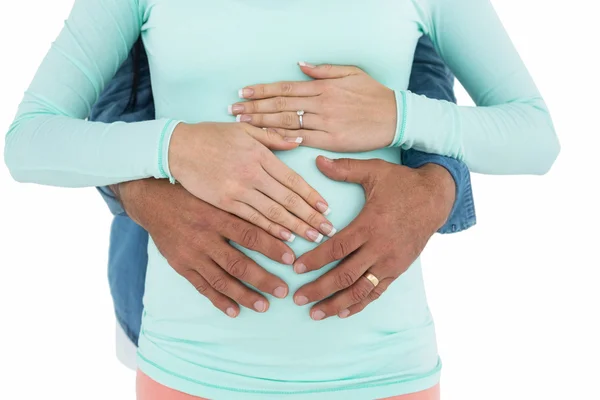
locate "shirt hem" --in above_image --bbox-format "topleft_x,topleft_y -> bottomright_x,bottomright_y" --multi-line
137,351 -> 441,400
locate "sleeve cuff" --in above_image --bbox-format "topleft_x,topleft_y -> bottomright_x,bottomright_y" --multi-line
388,90 -> 409,148
157,119 -> 182,184
96,186 -> 126,216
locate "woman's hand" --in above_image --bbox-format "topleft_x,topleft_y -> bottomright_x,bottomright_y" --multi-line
168,122 -> 335,243
229,63 -> 398,152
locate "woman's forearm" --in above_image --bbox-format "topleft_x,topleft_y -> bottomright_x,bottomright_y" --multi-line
4,114 -> 179,187
390,90 -> 560,175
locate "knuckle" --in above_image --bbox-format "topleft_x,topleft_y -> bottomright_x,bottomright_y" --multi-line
194,281 -> 210,295
370,287 -> 385,301
275,97 -> 287,111
281,112 -> 295,128
350,283 -> 371,303
247,211 -> 261,225
211,276 -> 228,292
248,101 -> 258,113
284,172 -> 301,188
329,237 -> 350,260
241,227 -> 260,249
280,82 -> 294,95
227,257 -> 248,279
334,269 -> 358,290
305,211 -> 320,225
283,192 -> 300,209
266,204 -> 283,221
258,85 -> 266,98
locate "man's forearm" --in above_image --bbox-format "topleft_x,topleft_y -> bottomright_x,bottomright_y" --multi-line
402,149 -> 475,233
404,35 -> 476,233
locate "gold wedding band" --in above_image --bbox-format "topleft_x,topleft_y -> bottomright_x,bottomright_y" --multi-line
364,272 -> 379,288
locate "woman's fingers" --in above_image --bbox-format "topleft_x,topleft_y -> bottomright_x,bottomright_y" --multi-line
237,112 -> 322,131
230,201 -> 296,242
261,153 -> 331,215
239,80 -> 322,99
242,123 -> 304,150
267,128 -> 335,150
256,174 -> 335,238
244,189 -> 332,243
229,97 -> 318,115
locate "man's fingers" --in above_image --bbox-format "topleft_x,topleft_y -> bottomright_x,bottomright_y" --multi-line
297,62 -> 364,79
210,240 -> 289,300
307,270 -> 381,320
292,218 -> 368,274
239,80 -> 322,99
338,278 -> 393,319
293,247 -> 373,305
184,270 -> 239,318
199,257 -> 271,313
316,156 -> 382,186
220,217 -> 296,265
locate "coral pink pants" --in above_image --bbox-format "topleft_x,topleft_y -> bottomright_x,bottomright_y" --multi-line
136,370 -> 440,400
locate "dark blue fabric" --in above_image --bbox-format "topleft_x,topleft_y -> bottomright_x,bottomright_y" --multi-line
92,35 -> 476,345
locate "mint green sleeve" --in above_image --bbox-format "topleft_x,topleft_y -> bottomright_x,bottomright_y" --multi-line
390,0 -> 560,175
3,0 -> 180,187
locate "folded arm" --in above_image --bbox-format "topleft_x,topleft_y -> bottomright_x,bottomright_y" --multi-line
390,0 -> 560,175
4,0 -> 178,187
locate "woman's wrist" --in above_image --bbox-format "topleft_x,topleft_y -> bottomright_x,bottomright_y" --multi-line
157,119 -> 184,183
166,121 -> 197,183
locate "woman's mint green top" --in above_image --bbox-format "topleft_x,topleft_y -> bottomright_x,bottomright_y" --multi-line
4,0 -> 559,398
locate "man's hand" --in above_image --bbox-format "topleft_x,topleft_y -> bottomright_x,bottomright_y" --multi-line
114,179 -> 296,318
291,157 -> 456,320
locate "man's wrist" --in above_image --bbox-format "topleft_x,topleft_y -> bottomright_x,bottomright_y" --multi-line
113,179 -> 152,226
416,163 -> 456,229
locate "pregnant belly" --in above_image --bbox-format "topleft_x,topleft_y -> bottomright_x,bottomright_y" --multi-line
140,146 -> 438,382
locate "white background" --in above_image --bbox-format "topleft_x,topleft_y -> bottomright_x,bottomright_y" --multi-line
0,1 -> 599,399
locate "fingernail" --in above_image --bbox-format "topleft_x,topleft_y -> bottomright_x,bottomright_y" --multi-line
273,286 -> 287,299
320,223 -> 337,237
298,61 -> 316,68
312,310 -> 326,320
280,231 -> 296,243
338,309 -> 350,318
282,252 -> 295,265
226,307 -> 237,318
284,137 -> 303,144
306,229 -> 323,243
254,300 -> 267,312
316,201 -> 331,215
239,88 -> 254,98
294,295 -> 309,306
294,263 -> 307,274
229,104 -> 244,114
236,115 -> 252,123
322,156 -> 334,163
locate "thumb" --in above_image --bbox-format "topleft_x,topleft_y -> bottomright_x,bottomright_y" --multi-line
316,156 -> 374,185
244,125 -> 302,151
298,62 -> 363,79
